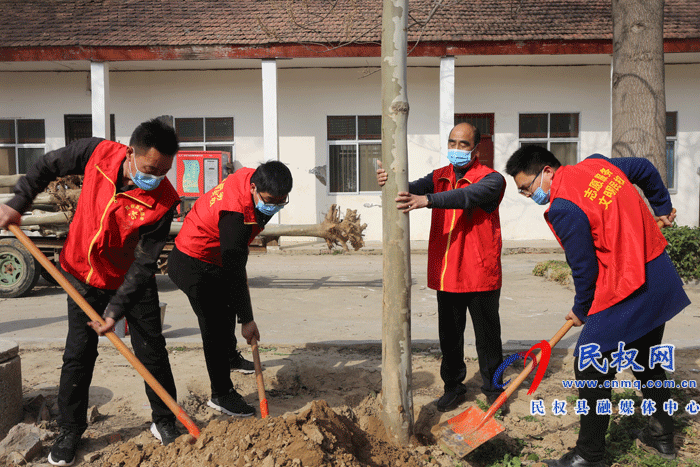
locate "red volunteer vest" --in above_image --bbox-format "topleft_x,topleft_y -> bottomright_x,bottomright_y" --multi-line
175,168 -> 262,266
60,140 -> 180,290
427,158 -> 504,292
545,158 -> 667,315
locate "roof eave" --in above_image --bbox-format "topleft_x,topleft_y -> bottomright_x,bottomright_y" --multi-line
1,38 -> 699,62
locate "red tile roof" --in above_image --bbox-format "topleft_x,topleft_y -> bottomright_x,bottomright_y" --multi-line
0,0 -> 698,56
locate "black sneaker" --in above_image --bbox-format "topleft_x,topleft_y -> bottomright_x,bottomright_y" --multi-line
48,429 -> 80,466
436,386 -> 467,412
229,350 -> 256,374
632,427 -> 676,460
150,419 -> 182,446
207,389 -> 256,417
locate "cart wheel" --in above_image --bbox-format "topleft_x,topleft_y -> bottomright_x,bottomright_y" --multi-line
40,267 -> 59,285
0,238 -> 42,298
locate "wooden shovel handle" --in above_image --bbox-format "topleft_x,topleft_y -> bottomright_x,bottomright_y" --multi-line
250,337 -> 269,418
656,207 -> 676,228
8,224 -> 200,439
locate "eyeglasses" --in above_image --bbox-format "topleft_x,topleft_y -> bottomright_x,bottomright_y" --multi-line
258,190 -> 290,207
518,171 -> 542,197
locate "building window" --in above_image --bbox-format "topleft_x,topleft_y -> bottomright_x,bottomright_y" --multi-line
328,115 -> 381,193
0,119 -> 46,175
175,117 -> 234,157
64,114 -> 115,144
666,111 -> 677,191
519,113 -> 579,166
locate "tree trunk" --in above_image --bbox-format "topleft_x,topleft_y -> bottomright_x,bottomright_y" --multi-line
611,0 -> 667,183
379,0 -> 413,445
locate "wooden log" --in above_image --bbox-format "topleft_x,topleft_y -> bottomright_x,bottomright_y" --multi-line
171,205 -> 366,251
18,211 -> 72,226
0,175 -> 22,188
0,190 -> 82,209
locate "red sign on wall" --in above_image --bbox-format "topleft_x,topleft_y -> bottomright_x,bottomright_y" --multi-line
175,151 -> 230,197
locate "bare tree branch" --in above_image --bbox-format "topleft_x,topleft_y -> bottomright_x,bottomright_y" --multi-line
408,0 -> 444,56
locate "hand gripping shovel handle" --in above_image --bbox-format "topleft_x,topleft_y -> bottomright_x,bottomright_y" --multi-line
656,207 -> 676,228
478,319 -> 575,428
8,224 -> 200,439
251,337 -> 269,418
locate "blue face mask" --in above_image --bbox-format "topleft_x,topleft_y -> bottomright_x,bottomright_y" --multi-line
129,156 -> 165,191
530,170 -> 550,205
447,149 -> 473,167
255,200 -> 283,217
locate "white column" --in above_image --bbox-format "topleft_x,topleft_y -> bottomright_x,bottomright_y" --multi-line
262,59 -> 279,161
90,62 -> 110,139
439,56 -> 455,164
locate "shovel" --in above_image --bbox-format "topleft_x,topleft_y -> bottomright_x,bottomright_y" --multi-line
8,224 -> 200,439
250,337 -> 269,418
432,319 -> 574,458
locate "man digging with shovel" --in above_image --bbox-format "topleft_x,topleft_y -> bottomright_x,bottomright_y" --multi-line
504,146 -> 690,467
0,119 -> 183,465
168,160 -> 292,418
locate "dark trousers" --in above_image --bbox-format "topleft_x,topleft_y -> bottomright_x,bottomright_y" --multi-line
437,289 -> 504,396
167,246 -> 238,398
57,267 -> 176,433
575,324 -> 673,462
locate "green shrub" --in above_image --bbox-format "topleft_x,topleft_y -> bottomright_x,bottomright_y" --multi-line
532,260 -> 572,285
663,224 -> 700,281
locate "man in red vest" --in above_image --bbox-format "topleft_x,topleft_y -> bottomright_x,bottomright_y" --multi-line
0,119 -> 182,466
505,145 -> 689,467
376,123 -> 507,413
168,160 -> 292,418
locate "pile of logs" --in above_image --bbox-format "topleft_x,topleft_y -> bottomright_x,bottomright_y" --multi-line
1,175 -> 367,251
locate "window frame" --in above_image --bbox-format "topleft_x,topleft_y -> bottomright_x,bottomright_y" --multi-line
327,115 -> 381,195
518,112 -> 580,166
174,116 -> 235,159
0,118 -> 46,175
666,111 -> 678,193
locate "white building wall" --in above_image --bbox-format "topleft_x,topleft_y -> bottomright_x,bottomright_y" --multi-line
666,64 -> 700,228
1,60 -> 698,241
455,64 -> 614,241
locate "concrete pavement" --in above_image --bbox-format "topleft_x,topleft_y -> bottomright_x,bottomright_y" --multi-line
0,241 -> 698,353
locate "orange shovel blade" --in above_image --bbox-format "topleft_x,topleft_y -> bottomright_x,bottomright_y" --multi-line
432,406 -> 505,458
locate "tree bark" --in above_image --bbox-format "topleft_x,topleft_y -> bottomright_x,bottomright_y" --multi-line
611,0 -> 667,183
379,0 -> 413,445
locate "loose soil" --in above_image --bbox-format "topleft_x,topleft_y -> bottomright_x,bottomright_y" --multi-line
11,343 -> 700,466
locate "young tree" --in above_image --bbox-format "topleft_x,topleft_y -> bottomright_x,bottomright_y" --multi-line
380,0 -> 414,445
611,0 -> 667,184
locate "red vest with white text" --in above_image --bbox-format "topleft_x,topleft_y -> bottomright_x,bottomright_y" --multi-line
545,158 -> 667,315
60,140 -> 179,290
426,158 -> 504,292
175,168 -> 262,266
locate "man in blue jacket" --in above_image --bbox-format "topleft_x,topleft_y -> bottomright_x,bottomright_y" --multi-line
505,145 -> 689,467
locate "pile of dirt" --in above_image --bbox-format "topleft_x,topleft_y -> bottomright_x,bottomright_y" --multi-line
103,399 -> 425,467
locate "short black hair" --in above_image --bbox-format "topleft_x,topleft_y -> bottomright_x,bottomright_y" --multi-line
505,145 -> 562,177
251,160 -> 293,197
129,118 -> 179,157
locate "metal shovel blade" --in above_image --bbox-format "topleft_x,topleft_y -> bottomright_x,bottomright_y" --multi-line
431,406 -> 505,458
